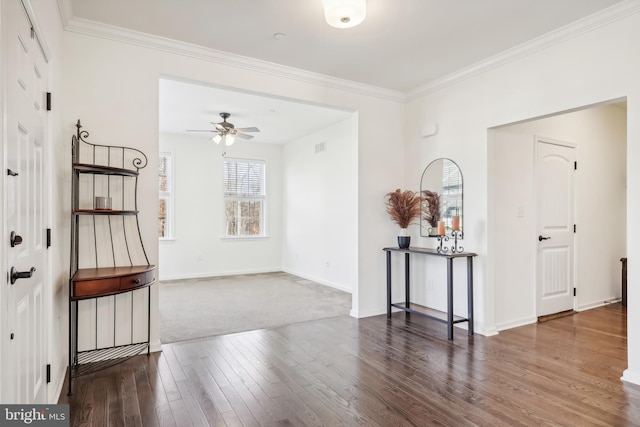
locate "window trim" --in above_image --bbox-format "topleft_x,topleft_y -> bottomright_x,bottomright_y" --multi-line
222,157 -> 267,238
159,151 -> 174,241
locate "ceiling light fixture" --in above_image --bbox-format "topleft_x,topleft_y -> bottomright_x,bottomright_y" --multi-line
323,0 -> 366,29
188,112 -> 260,146
212,132 -> 236,146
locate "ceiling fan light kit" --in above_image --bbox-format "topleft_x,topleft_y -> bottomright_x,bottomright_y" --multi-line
324,0 -> 366,29
187,112 -> 260,146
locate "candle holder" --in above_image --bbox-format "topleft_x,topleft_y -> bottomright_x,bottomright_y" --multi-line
436,234 -> 450,253
450,230 -> 464,253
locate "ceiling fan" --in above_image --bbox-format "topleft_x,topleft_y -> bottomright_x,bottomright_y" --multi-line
187,112 -> 260,146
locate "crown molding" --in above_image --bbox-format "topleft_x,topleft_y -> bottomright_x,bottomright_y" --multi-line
406,1 -> 640,101
56,0 -> 73,29
56,0 -> 640,103
61,15 -> 406,103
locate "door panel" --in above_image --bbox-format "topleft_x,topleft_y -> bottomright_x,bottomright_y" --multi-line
4,0 -> 49,404
536,140 -> 575,317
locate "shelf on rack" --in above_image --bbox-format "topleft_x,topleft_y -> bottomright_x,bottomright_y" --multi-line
73,209 -> 138,215
73,163 -> 139,177
71,265 -> 156,300
391,302 -> 469,324
73,342 -> 149,377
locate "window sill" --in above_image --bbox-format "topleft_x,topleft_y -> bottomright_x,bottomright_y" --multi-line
221,235 -> 269,241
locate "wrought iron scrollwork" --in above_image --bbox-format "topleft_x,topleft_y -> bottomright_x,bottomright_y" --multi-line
436,234 -> 450,253
74,119 -> 148,171
451,230 -> 464,253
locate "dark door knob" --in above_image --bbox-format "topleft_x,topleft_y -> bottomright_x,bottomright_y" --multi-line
538,235 -> 551,242
10,231 -> 23,247
10,266 -> 36,285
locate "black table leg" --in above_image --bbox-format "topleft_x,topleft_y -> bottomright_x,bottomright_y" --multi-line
405,252 -> 410,317
386,250 -> 392,317
467,256 -> 474,335
447,257 -> 454,340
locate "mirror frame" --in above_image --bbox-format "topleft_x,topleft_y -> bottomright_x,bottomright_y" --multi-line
419,158 -> 463,238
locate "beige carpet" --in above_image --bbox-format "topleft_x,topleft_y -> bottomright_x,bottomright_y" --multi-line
159,271 -> 352,343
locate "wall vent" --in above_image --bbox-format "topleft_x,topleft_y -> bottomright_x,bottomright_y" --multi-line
315,141 -> 326,154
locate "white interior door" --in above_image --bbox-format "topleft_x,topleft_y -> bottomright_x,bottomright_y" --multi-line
536,138 -> 576,317
4,0 -> 49,404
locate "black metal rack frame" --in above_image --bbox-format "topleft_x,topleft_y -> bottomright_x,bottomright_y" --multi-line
68,120 -> 154,395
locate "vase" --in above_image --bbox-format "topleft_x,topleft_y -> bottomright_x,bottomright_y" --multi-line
398,228 -> 410,249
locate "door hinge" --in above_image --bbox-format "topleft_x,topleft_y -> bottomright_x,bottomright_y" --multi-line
574,224 -> 576,233
46,228 -> 52,248
574,161 -> 577,170
573,288 -> 577,296
46,92 -> 52,111
46,364 -> 51,383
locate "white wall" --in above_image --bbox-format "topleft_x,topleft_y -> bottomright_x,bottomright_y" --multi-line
158,133 -> 283,279
12,0 -> 638,403
404,11 -> 640,384
488,104 -> 627,330
62,30 -> 406,349
282,117 -> 358,293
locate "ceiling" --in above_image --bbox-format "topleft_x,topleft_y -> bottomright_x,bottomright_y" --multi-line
159,78 -> 353,143
67,0 -> 627,142
68,0 -> 625,92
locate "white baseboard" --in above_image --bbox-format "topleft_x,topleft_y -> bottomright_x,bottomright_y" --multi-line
281,268 -> 353,294
578,297 -> 620,312
159,268 -> 281,281
621,369 -> 640,387
475,326 -> 499,337
150,339 -> 163,353
349,307 -> 387,318
496,316 -> 537,332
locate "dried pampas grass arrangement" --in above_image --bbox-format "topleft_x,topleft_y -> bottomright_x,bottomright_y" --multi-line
385,189 -> 423,229
422,190 -> 441,227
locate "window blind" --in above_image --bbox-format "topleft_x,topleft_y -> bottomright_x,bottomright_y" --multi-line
224,159 -> 265,197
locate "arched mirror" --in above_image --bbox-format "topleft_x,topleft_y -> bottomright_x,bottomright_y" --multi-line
420,158 -> 463,237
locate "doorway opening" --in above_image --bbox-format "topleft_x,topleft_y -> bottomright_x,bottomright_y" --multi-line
488,99 -> 627,331
157,77 -> 357,343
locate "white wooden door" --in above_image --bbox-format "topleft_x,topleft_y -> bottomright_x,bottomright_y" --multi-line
536,139 -> 576,317
4,0 -> 49,404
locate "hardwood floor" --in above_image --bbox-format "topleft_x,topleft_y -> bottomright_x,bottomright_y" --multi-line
59,304 -> 640,426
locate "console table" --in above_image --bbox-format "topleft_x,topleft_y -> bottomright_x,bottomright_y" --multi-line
383,246 -> 477,340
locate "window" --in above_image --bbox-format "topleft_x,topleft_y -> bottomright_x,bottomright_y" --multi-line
159,152 -> 172,239
223,158 -> 266,237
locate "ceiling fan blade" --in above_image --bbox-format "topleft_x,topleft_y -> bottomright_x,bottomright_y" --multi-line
186,129 -> 216,132
235,133 -> 255,140
235,127 -> 260,133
